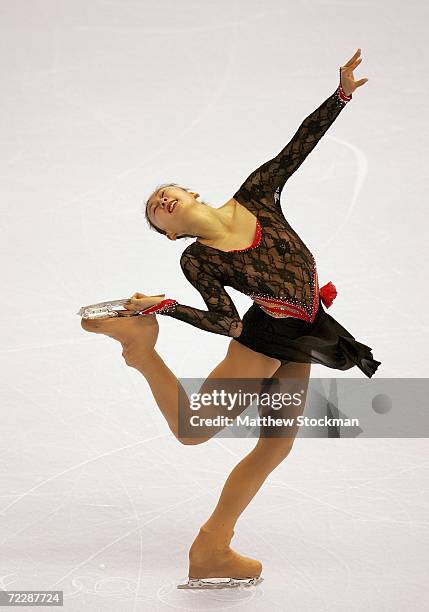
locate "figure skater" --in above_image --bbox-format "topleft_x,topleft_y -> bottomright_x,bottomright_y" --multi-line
80,48 -> 380,589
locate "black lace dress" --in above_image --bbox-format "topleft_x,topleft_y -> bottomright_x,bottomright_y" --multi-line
151,78 -> 381,378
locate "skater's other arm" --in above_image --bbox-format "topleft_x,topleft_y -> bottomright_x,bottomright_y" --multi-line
154,252 -> 243,338
233,50 -> 368,208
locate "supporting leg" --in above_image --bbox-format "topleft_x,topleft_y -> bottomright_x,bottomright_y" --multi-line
188,361 -> 311,579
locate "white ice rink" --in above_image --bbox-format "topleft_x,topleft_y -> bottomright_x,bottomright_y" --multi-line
1,0 -> 428,610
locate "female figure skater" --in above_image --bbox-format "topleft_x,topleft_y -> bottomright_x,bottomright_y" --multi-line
80,49 -> 380,589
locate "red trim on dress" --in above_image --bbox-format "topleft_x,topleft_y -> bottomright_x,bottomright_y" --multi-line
137,298 -> 179,316
227,218 -> 262,252
140,219 -> 338,322
250,261 -> 337,324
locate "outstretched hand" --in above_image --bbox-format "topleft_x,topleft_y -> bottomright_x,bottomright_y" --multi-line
340,48 -> 368,96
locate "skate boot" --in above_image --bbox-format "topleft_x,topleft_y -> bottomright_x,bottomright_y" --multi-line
77,294 -> 166,320
177,527 -> 263,590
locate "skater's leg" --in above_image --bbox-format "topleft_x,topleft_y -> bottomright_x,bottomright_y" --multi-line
82,315 -> 281,445
201,361 -> 311,532
124,334 -> 282,445
189,361 -> 311,578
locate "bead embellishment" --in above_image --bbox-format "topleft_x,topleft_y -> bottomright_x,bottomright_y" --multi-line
138,298 -> 179,316
335,67 -> 353,107
246,255 -> 322,323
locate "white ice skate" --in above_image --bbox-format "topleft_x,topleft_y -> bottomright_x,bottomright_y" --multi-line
77,294 -> 165,320
177,576 -> 263,589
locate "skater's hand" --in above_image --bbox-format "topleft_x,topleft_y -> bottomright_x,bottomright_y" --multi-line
340,48 -> 368,96
123,292 -> 166,313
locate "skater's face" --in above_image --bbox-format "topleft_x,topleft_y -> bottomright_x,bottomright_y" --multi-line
146,186 -> 203,240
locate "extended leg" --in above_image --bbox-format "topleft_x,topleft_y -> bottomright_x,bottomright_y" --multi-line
81,315 -> 281,445
124,331 -> 283,445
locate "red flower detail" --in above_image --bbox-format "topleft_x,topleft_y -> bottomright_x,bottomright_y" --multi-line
319,281 -> 337,308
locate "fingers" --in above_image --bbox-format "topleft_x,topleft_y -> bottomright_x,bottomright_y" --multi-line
342,56 -> 362,73
124,292 -> 165,313
355,78 -> 369,87
344,48 -> 361,67
131,292 -> 164,299
130,296 -> 161,307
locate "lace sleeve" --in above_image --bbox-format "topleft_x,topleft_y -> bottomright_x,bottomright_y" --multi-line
233,72 -> 352,208
160,250 -> 243,338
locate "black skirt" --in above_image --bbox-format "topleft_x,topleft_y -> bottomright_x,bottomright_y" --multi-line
234,301 -> 381,378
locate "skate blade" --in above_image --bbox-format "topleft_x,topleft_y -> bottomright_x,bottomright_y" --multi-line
77,295 -> 165,319
177,576 -> 263,590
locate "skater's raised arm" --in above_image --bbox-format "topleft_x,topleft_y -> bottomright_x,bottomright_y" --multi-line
233,49 -> 368,210
233,77 -> 351,207
143,251 -> 243,338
